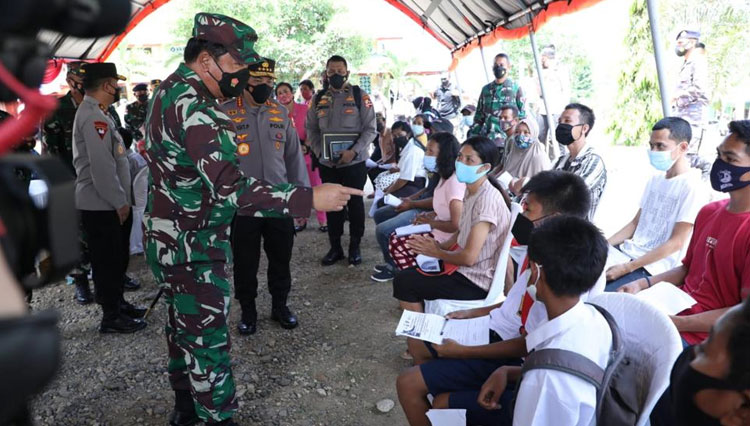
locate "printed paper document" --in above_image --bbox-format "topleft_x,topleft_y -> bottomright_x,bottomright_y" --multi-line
395,311 -> 490,346
635,282 -> 697,315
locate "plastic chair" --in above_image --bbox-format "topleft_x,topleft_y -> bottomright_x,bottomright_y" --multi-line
589,292 -> 683,426
424,202 -> 522,317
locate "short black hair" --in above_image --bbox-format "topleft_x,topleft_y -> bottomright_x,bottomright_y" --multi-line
652,117 -> 692,144
391,120 -> 413,139
521,170 -> 591,218
527,215 -> 607,297
462,136 -> 499,168
696,42 -> 706,49
275,82 -> 293,96
184,37 -> 228,64
728,120 -> 750,151
326,55 -> 348,69
727,298 -> 750,388
429,132 -> 460,180
494,53 -> 510,64
299,79 -> 314,90
500,104 -> 519,118
565,103 -> 595,136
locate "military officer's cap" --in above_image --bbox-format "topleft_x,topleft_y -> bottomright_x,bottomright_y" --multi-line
133,83 -> 148,91
80,63 -> 126,82
192,13 -> 261,65
67,61 -> 86,77
677,29 -> 700,40
150,79 -> 162,86
248,58 -> 276,79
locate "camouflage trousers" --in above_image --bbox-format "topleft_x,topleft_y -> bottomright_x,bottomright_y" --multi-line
150,261 -> 237,422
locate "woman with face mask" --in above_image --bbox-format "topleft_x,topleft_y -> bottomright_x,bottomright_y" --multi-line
394,136 -> 513,316
380,118 -> 429,202
276,82 -> 327,233
412,114 -> 429,147
663,299 -> 750,426
496,116 -> 551,194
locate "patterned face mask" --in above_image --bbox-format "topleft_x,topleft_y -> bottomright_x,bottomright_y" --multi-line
515,134 -> 532,150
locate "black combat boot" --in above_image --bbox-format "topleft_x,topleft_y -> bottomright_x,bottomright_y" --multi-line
168,390 -> 200,426
348,237 -> 362,266
237,301 -> 257,335
74,276 -> 93,305
271,298 -> 298,330
321,237 -> 345,266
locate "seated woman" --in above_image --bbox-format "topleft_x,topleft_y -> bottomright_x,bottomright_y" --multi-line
378,119 -> 428,203
496,116 -> 551,195
378,132 -> 464,278
392,136 -> 511,313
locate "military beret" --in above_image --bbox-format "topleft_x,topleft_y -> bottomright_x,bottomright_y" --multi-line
248,58 -> 276,78
192,13 -> 261,65
133,83 -> 148,91
677,30 -> 700,40
67,61 -> 86,77
80,63 -> 126,82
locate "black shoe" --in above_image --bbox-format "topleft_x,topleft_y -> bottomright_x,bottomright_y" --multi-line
271,306 -> 298,330
74,278 -> 93,305
123,275 -> 140,291
348,239 -> 362,266
237,320 -> 257,335
237,303 -> 257,335
168,410 -> 201,426
294,222 -> 307,232
318,225 -> 328,233
206,419 -> 238,426
99,314 -> 147,334
321,240 -> 345,266
120,301 -> 147,319
370,269 -> 395,282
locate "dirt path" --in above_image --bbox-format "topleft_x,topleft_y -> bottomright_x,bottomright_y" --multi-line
30,208 -> 411,426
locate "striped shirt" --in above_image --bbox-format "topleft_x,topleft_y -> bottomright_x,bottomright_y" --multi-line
457,179 -> 511,291
553,143 -> 607,220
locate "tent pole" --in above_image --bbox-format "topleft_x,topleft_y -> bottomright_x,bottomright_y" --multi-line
646,0 -> 671,117
478,42 -> 491,83
529,28 -> 559,160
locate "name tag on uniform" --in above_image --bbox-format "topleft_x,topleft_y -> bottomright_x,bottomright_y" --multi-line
322,133 -> 359,161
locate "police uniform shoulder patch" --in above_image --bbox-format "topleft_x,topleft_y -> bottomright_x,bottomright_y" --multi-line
94,121 -> 108,139
363,94 -> 373,108
318,98 -> 329,106
237,142 -> 250,156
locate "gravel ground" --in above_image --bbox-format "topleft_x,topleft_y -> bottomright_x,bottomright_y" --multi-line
29,207 -> 411,426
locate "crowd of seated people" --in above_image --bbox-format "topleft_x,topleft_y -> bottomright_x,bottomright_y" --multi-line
383,101 -> 750,424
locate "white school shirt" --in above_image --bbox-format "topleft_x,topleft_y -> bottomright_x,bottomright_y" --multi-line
619,169 -> 707,275
488,253 -> 606,340
513,301 -> 613,426
397,138 -> 427,182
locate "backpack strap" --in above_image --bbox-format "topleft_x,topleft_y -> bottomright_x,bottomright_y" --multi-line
521,348 -> 605,390
352,85 -> 362,111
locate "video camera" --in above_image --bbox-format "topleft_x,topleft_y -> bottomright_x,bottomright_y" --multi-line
0,1 -> 131,423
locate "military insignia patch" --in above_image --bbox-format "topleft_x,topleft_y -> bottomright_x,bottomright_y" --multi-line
346,96 -> 354,101
275,141 -> 282,150
236,134 -> 248,142
275,132 -> 283,139
227,109 -> 238,116
117,144 -> 125,155
240,109 -> 246,114
363,95 -> 373,108
344,109 -> 355,114
237,142 -> 250,156
268,109 -> 282,115
269,116 -> 283,123
318,99 -> 329,106
232,117 -> 245,123
94,121 -> 108,139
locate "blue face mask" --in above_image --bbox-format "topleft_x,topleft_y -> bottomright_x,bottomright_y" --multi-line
648,148 -> 677,171
455,160 -> 489,184
412,124 -> 425,136
423,155 -> 437,173
515,134 -> 532,150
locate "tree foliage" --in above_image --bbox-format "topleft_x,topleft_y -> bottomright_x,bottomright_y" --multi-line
171,0 -> 373,85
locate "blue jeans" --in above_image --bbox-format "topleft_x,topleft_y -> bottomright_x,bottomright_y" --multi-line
375,208 -> 422,267
605,267 -> 651,292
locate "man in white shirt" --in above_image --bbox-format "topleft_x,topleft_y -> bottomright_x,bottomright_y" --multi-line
605,117 -> 708,291
477,215 -> 611,426
396,170 -> 601,426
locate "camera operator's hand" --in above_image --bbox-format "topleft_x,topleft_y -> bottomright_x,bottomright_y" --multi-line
117,205 -> 130,225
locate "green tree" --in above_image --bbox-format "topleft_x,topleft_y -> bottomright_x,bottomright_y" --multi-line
381,52 -> 423,99
607,0 -> 662,146
171,0 -> 372,84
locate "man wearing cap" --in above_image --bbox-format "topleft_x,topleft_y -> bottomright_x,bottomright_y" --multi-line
673,29 -> 711,176
143,13 -> 360,426
125,83 -> 150,142
72,62 -> 147,335
307,54 -> 377,267
219,58 -> 308,336
42,61 -> 96,304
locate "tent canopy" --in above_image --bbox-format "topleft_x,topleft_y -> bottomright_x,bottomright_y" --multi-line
44,0 -> 603,66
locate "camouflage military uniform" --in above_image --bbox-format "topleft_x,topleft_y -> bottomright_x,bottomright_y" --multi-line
43,91 -> 80,175
143,14 -> 312,423
674,55 -> 709,154
124,100 -> 148,141
468,79 -> 526,142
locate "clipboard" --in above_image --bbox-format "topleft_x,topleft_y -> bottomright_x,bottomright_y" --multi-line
322,132 -> 359,161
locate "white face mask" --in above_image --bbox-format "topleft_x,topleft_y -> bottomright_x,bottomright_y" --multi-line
526,263 -> 542,302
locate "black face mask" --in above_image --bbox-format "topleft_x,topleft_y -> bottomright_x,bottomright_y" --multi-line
555,123 -> 582,146
671,346 -> 740,426
247,83 -> 273,104
111,86 -> 121,103
511,214 -> 552,245
493,65 -> 507,79
70,81 -> 84,96
329,74 -> 347,90
394,136 -> 408,150
137,94 -> 149,103
210,59 -> 249,99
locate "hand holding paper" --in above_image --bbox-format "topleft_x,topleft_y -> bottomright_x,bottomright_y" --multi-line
634,282 -> 697,316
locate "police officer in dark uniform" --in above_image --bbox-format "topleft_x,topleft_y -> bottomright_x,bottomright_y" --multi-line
220,58 -> 308,335
306,55 -> 377,266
